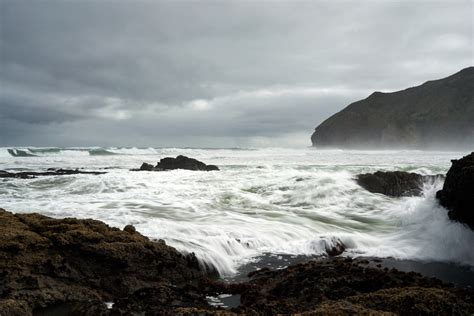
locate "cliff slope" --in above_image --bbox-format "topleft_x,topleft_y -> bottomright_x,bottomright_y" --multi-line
311,67 -> 474,149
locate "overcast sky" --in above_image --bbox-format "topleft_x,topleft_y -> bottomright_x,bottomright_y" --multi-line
0,0 -> 472,147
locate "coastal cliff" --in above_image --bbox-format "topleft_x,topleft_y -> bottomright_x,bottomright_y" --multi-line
311,67 -> 474,149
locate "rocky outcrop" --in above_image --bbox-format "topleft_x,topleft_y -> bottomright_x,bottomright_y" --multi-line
436,152 -> 474,229
235,258 -> 474,315
0,168 -> 106,179
1,209 -> 473,315
0,209 -> 208,315
133,155 -> 219,172
356,171 -> 443,197
139,162 -> 155,171
157,155 -> 219,171
311,67 -> 474,149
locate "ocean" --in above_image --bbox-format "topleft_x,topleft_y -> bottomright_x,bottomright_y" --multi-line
1,147 -> 473,277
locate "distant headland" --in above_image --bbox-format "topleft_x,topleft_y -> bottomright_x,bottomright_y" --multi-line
311,67 -> 474,150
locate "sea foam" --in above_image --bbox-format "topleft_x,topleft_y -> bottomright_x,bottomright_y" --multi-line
1,147 -> 472,276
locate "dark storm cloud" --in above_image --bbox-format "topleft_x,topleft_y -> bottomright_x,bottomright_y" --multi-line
0,0 -> 472,147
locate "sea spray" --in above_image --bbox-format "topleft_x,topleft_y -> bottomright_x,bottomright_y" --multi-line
1,147 -> 473,276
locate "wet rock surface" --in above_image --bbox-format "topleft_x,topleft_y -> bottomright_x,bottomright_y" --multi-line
436,152 -> 474,229
0,169 -> 106,179
318,236 -> 346,256
0,209 -> 207,315
133,155 -> 220,172
234,258 -> 474,315
356,171 -> 443,197
138,162 -> 155,171
1,209 -> 473,315
157,155 -> 219,171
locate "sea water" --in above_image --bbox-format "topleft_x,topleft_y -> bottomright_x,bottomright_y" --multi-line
1,147 -> 473,276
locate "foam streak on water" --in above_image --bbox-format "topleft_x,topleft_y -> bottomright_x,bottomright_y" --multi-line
0,147 -> 473,276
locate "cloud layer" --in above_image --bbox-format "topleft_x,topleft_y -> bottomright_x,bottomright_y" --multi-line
1,0 -> 472,147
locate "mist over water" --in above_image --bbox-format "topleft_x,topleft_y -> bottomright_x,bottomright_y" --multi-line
1,147 -> 473,276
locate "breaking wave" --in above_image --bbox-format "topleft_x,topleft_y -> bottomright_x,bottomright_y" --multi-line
1,147 -> 258,158
2,147 -> 156,157
7,149 -> 38,157
1,147 -> 472,276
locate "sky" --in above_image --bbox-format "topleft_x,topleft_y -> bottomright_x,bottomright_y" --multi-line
0,0 -> 472,148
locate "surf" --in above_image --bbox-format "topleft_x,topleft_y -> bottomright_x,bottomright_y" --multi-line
0,147 -> 472,276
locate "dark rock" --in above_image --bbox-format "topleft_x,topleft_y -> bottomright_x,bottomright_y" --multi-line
436,152 -> 474,229
2,208 -> 473,315
0,299 -> 31,316
0,208 -> 208,315
157,155 -> 219,171
123,224 -> 137,234
248,267 -> 271,278
69,301 -> 110,316
347,287 -> 473,316
133,155 -> 220,172
356,171 -> 443,197
33,301 -> 110,316
311,67 -> 474,150
139,162 -> 155,171
238,257 -> 474,315
205,165 -> 219,171
300,301 -> 392,315
0,169 -> 106,179
320,237 -> 345,256
111,284 -> 209,314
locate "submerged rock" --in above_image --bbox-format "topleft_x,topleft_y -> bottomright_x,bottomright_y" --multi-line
0,168 -> 106,179
356,171 -> 443,197
317,236 -> 345,256
436,152 -> 474,229
133,155 -> 220,172
324,239 -> 345,257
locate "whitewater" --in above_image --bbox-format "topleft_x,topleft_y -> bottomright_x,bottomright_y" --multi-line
1,147 -> 473,276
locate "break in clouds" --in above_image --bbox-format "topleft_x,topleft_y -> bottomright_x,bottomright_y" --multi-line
0,0 -> 472,147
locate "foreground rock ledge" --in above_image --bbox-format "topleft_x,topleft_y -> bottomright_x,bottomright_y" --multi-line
233,258 -> 474,315
436,152 -> 474,229
1,209 -> 473,315
0,208 -> 208,315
